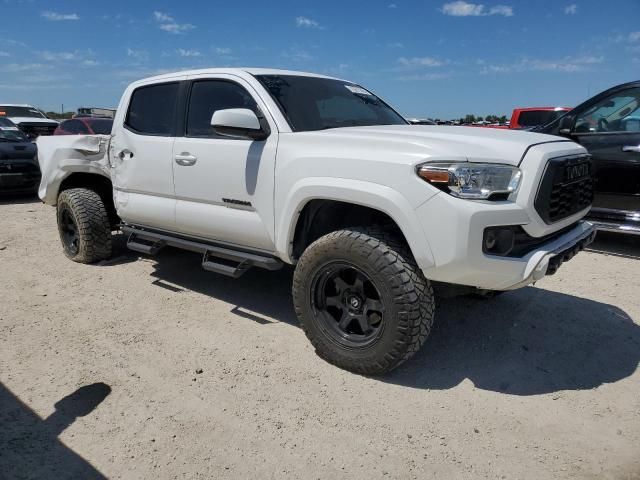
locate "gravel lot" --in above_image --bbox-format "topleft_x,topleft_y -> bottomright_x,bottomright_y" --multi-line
1,195 -> 639,480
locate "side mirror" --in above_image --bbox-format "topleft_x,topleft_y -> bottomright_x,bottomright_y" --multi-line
558,115 -> 574,136
211,108 -> 270,140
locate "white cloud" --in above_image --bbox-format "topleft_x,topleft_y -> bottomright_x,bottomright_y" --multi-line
282,47 -> 314,62
39,50 -> 100,66
0,51 -> 10,57
0,63 -> 47,73
398,56 -> 445,67
153,11 -> 174,22
388,3 -> 398,8
564,4 -> 578,14
482,55 -> 603,74
629,32 -> 640,42
159,23 -> 195,34
214,47 -> 232,55
177,48 -> 201,57
295,16 -> 322,29
441,1 -> 513,17
41,11 -> 79,21
153,11 -> 194,34
127,48 -> 149,61
397,72 -> 450,81
40,51 -> 79,61
488,5 -> 513,16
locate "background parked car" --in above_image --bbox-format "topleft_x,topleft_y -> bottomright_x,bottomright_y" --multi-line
406,117 -> 436,125
76,107 -> 116,119
537,81 -> 640,235
0,104 -> 58,139
54,118 -> 113,136
0,117 -> 40,195
510,107 -> 571,129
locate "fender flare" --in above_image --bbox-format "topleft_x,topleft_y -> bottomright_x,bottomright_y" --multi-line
275,177 -> 435,270
40,163 -> 111,205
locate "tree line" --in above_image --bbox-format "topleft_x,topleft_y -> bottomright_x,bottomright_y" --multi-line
45,111 -> 74,120
461,114 -> 509,124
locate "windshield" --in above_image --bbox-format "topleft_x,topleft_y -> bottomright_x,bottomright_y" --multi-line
255,75 -> 407,132
0,118 -> 28,142
87,119 -> 113,134
0,105 -> 47,119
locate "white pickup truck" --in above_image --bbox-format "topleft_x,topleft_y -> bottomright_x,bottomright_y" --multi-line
37,68 -> 596,374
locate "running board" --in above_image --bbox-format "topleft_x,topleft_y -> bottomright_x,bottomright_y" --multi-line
202,252 -> 252,279
126,233 -> 165,255
121,225 -> 283,278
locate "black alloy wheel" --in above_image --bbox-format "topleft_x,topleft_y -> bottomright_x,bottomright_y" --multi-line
59,207 -> 80,256
311,262 -> 385,348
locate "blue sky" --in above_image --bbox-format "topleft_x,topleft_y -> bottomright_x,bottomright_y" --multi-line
0,0 -> 638,118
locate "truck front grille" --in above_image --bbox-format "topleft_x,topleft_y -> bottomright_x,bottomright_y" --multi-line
18,122 -> 57,139
534,154 -> 593,224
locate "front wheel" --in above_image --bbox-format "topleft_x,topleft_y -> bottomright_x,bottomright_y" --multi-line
292,227 -> 435,375
57,188 -> 112,263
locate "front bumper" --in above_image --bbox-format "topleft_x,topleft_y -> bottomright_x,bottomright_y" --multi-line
416,187 -> 596,290
0,160 -> 41,193
503,221 -> 596,290
587,208 -> 640,236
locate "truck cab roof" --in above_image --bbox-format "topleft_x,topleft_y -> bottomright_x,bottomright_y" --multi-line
134,68 -> 342,86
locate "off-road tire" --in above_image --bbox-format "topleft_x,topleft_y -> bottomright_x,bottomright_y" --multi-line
57,188 -> 112,263
292,227 -> 435,375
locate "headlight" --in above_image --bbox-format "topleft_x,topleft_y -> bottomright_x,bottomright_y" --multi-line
417,162 -> 522,200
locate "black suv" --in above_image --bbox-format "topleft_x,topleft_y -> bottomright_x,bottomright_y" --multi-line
537,81 -> 640,235
0,118 -> 40,195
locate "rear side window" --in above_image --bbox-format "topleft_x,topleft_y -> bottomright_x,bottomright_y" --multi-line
125,82 -> 179,136
517,110 -> 562,128
186,80 -> 258,137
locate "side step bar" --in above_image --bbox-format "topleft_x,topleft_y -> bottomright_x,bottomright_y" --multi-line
122,225 -> 283,278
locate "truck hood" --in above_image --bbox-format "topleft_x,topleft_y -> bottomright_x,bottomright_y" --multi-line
303,125 -> 571,166
9,117 -> 59,125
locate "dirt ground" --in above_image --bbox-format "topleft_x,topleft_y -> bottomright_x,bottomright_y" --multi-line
1,195 -> 639,480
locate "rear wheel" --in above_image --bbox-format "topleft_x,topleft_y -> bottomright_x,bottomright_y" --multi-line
292,227 -> 435,375
57,188 -> 112,263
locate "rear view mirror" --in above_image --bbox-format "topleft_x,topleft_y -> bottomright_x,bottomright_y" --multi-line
558,115 -> 574,136
211,108 -> 269,140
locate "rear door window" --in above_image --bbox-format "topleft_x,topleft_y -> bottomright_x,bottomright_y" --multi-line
125,82 -> 179,136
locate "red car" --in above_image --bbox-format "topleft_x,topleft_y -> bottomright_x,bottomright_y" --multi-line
509,107 -> 571,129
54,117 -> 113,135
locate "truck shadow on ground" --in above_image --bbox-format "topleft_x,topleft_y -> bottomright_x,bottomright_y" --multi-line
145,246 -> 640,396
0,382 -> 111,479
587,231 -> 640,260
388,289 -> 640,395
0,192 -> 41,205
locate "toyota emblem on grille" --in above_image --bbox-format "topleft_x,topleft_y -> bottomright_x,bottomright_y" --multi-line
566,163 -> 589,181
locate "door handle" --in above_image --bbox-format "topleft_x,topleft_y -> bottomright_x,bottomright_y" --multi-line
174,153 -> 197,166
118,149 -> 134,160
622,145 -> 640,153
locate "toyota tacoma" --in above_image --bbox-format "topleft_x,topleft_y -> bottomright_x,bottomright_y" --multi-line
36,68 -> 596,374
